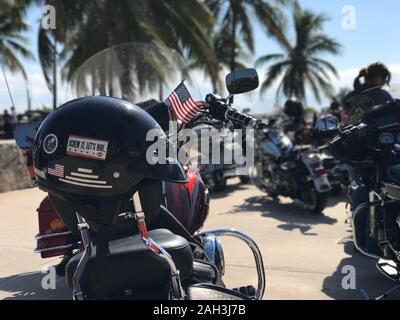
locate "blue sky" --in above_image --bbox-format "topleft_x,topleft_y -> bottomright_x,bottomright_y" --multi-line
1,0 -> 400,114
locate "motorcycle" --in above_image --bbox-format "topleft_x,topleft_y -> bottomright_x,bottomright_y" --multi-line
252,117 -> 332,214
15,43 -> 266,300
313,114 -> 350,197
331,101 -> 400,299
198,128 -> 250,192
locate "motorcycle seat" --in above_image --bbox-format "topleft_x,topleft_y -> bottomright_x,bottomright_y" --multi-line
186,284 -> 249,300
387,164 -> 400,186
65,229 -> 193,298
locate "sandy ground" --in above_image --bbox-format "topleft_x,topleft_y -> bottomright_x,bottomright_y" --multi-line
0,180 -> 399,300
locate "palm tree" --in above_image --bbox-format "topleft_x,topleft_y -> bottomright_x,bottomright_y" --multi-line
256,7 -> 341,103
189,31 -> 250,92
205,0 -> 290,72
16,0 -> 84,108
0,1 -> 34,109
33,0 -> 219,99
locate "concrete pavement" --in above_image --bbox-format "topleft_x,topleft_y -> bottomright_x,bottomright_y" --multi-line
0,180 -> 399,300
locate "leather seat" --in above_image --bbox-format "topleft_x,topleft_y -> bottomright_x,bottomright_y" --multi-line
387,164 -> 400,186
65,229 -> 193,298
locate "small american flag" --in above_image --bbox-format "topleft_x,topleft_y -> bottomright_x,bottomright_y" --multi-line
165,83 -> 202,123
48,162 -> 64,178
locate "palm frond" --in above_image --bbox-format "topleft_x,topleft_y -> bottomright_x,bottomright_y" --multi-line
256,54 -> 285,67
258,4 -> 341,103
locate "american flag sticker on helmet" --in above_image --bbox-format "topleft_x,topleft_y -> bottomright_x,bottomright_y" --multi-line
48,162 -> 64,178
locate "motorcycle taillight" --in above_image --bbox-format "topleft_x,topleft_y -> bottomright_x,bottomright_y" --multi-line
315,167 -> 326,176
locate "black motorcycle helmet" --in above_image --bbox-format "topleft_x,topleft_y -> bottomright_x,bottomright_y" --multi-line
284,99 -> 304,120
34,96 -> 187,226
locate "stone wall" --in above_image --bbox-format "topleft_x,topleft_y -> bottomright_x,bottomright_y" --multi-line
0,141 -> 31,193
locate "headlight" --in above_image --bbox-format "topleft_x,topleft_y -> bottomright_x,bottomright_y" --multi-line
379,133 -> 395,144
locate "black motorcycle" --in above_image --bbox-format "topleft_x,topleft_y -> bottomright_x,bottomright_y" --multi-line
15,43 -> 266,301
331,101 -> 400,299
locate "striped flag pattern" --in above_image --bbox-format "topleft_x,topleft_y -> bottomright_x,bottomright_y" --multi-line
165,83 -> 202,123
48,162 -> 65,178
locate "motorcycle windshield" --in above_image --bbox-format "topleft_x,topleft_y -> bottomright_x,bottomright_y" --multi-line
68,42 -> 201,104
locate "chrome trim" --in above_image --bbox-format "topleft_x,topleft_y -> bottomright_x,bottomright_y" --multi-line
35,231 -> 72,240
72,213 -> 93,301
385,241 -> 400,262
35,244 -> 73,254
351,179 -> 365,191
352,202 -> 381,260
198,229 -> 266,300
204,188 -> 210,206
201,235 -> 225,276
134,211 -> 184,300
376,259 -> 400,282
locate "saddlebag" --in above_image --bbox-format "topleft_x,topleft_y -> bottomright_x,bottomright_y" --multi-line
65,229 -> 193,299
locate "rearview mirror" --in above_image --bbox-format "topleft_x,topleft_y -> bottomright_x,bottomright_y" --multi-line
314,115 -> 340,145
14,122 -> 41,151
315,115 -> 340,132
226,68 -> 259,95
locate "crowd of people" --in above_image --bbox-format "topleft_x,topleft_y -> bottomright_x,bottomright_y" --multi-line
0,107 -> 19,139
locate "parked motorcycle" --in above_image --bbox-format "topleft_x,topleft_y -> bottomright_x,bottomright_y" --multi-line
198,128 -> 250,192
313,114 -> 350,197
252,118 -> 332,213
15,43 -> 266,300
331,101 -> 400,299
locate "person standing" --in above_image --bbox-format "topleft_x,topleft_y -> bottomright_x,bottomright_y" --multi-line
343,62 -> 393,125
3,115 -> 14,139
3,109 -> 10,122
10,106 -> 18,126
342,61 -> 393,253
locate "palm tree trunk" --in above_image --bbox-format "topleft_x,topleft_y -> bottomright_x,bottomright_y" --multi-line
230,8 -> 237,73
159,78 -> 163,101
1,64 -> 16,108
212,78 -> 217,94
53,39 -> 57,110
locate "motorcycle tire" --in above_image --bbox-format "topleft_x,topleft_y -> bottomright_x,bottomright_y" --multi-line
331,184 -> 342,196
304,188 -> 328,214
213,173 -> 227,192
239,176 -> 250,184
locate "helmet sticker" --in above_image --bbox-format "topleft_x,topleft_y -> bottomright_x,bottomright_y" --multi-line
47,161 -> 64,178
66,135 -> 109,161
59,168 -> 113,189
43,134 -> 59,155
